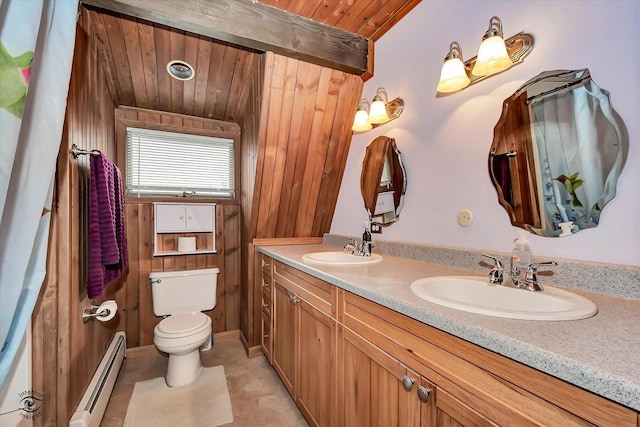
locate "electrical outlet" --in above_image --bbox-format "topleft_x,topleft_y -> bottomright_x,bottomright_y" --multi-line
370,222 -> 382,234
457,209 -> 473,227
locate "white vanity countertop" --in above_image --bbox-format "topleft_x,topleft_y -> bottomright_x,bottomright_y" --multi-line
258,243 -> 640,412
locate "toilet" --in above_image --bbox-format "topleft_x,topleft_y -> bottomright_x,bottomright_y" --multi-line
149,267 -> 219,387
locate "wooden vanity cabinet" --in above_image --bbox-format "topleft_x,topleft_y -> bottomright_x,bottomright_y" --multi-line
260,257 -> 638,427
271,260 -> 338,427
342,291 -> 637,427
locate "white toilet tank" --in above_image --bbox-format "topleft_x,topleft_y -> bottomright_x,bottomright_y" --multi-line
150,268 -> 219,316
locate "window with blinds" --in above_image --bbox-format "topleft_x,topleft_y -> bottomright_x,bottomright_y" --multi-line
380,154 -> 393,189
125,127 -> 235,198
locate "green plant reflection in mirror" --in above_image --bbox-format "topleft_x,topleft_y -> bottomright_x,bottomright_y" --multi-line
489,69 -> 628,237
360,136 -> 407,226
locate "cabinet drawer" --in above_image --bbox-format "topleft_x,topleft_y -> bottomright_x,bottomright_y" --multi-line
261,313 -> 272,363
273,261 -> 336,318
261,271 -> 272,292
262,286 -> 271,317
261,255 -> 273,278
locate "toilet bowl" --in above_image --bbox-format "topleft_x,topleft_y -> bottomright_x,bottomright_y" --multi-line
154,312 -> 212,387
150,267 -> 219,387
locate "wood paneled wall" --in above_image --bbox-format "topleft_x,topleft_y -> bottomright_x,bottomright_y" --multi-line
114,107 -> 242,348
240,52 -> 364,348
31,8 -> 118,425
250,53 -> 363,239
240,54 -> 265,344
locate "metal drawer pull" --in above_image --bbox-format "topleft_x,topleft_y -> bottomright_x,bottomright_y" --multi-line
417,385 -> 432,402
263,303 -> 270,309
289,294 -> 299,304
264,334 -> 269,338
402,375 -> 415,392
263,263 -> 270,268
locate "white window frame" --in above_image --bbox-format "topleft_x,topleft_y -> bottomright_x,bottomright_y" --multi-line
125,127 -> 236,199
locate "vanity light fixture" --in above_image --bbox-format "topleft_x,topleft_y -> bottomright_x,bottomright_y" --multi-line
472,16 -> 513,76
351,87 -> 405,132
352,99 -> 373,132
436,16 -> 534,94
436,42 -> 471,93
368,88 -> 390,124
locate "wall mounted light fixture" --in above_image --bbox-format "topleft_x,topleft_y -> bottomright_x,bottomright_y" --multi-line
352,87 -> 404,132
436,16 -> 534,94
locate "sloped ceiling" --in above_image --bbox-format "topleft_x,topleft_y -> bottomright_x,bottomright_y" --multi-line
83,0 -> 420,122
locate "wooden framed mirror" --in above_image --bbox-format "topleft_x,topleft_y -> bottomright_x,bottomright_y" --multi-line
489,69 -> 628,237
360,136 -> 407,226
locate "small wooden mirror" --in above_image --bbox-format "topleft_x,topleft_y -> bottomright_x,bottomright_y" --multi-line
360,136 -> 407,226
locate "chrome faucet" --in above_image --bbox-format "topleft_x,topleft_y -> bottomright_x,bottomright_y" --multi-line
344,240 -> 361,255
481,254 -> 557,292
344,238 -> 374,257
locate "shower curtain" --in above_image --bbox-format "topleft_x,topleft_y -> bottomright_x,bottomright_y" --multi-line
531,72 -> 624,232
0,0 -> 78,389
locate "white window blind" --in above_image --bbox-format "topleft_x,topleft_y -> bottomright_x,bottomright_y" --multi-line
380,154 -> 392,189
126,127 -> 235,198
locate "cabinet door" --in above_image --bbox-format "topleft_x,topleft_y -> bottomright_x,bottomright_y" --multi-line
155,204 -> 187,232
297,299 -> 336,427
342,328 -> 420,427
272,280 -> 297,398
185,204 -> 214,231
421,378 -> 497,427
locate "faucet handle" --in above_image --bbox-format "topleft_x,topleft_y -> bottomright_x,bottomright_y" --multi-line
525,260 -> 557,278
344,239 -> 361,254
482,253 -> 504,269
524,261 -> 557,291
482,253 -> 504,284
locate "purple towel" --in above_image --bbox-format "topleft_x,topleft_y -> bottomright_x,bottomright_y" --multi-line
87,153 -> 128,299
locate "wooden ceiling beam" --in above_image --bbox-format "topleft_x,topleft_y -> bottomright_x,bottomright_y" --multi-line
81,0 -> 370,75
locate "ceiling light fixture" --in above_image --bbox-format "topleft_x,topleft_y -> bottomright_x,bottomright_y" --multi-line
436,16 -> 534,95
167,60 -> 195,81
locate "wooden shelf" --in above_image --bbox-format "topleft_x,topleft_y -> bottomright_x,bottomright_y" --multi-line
153,249 -> 217,257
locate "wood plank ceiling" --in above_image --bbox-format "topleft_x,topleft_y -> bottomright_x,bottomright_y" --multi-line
84,0 -> 421,122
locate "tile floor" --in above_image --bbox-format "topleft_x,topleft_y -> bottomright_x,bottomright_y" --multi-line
101,334 -> 308,426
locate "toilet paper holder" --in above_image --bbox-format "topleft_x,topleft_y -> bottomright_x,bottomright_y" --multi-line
83,302 -> 115,323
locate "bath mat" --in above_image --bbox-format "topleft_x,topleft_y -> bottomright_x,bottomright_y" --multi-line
123,365 -> 233,427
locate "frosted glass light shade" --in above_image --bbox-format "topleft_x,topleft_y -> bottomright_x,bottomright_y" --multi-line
352,109 -> 372,131
368,99 -> 388,124
472,35 -> 512,76
437,57 -> 471,93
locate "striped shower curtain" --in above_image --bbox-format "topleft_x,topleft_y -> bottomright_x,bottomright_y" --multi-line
0,0 -> 79,389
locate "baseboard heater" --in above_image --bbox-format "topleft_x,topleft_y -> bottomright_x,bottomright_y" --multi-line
69,331 -> 126,427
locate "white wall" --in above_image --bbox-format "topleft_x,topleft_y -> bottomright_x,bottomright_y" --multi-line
332,0 -> 640,267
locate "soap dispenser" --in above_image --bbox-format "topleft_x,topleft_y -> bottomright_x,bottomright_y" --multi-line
511,231 -> 533,281
362,221 -> 372,255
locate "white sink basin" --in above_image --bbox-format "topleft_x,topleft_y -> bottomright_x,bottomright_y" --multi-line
302,251 -> 382,266
410,276 -> 597,321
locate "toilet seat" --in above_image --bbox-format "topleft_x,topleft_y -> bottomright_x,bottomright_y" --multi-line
155,312 -> 211,339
